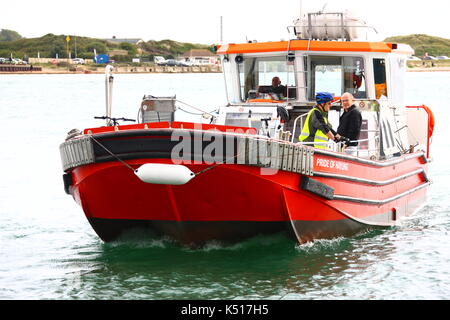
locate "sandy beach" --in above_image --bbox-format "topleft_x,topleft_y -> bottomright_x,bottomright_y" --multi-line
407,66 -> 450,72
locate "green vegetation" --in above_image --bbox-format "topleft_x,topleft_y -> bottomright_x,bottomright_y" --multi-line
0,29 -> 22,42
0,33 -> 115,59
0,29 -> 215,62
140,39 -> 211,59
5,29 -> 447,65
384,34 -> 450,57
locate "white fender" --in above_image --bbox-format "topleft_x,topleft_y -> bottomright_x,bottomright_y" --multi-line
134,163 -> 195,185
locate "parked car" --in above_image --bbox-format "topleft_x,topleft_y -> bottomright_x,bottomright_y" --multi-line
11,58 -> 27,65
407,56 -> 421,61
165,59 -> 177,66
423,56 -> 437,60
72,58 -> 85,64
154,56 -> 167,66
177,60 -> 191,67
0,57 -> 6,64
436,56 -> 449,60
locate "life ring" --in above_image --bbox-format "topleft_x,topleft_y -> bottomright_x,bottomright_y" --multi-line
353,73 -> 363,89
407,105 -> 435,139
248,99 -> 284,103
422,104 -> 435,138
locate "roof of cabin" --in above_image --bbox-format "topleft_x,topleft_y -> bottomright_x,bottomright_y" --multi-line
216,40 -> 396,55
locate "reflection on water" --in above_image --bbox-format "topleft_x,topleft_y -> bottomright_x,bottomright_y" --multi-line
56,229 -> 392,300
56,202 -> 450,300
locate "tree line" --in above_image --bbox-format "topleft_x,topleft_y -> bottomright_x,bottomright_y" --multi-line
0,29 -> 214,62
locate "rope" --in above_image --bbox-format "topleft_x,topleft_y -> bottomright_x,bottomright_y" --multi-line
176,99 -> 217,118
193,162 -> 226,176
177,107 -> 204,116
89,131 -> 377,179
192,141 -> 250,176
89,135 -> 136,173
89,132 -> 249,177
193,154 -> 241,176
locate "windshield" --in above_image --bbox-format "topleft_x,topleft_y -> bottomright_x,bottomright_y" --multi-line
237,56 -> 296,102
309,55 -> 367,99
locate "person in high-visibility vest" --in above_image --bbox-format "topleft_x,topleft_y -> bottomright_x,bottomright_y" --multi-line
299,92 -> 340,149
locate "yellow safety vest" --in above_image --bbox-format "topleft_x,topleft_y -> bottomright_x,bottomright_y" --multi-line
299,107 -> 330,149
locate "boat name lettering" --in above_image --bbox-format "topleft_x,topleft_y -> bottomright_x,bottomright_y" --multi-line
316,158 -> 349,171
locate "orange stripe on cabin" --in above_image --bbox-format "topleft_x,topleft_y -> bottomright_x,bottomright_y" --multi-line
216,40 -> 393,54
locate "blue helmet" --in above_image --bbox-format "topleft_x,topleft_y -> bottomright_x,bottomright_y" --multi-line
316,92 -> 334,104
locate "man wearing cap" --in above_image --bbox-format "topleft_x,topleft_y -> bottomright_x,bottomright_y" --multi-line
299,92 -> 339,149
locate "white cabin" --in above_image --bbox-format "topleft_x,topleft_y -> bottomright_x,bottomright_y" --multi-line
210,13 -> 431,160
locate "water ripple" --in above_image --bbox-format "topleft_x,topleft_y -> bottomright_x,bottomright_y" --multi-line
2,73 -> 450,299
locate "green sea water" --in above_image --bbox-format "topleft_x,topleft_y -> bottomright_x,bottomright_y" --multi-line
0,72 -> 449,300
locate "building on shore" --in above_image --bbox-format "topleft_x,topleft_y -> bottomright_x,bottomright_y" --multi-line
181,49 -> 220,66
104,37 -> 145,45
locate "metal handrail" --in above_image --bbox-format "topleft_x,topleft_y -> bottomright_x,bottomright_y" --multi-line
297,135 -> 381,157
290,113 -> 309,143
297,136 -> 379,146
290,11 -> 378,41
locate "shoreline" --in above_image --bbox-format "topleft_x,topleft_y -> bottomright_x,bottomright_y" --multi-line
1,66 -> 449,75
0,65 -> 222,75
406,66 -> 450,72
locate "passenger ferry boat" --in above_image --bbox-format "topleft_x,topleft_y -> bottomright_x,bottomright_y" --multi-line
60,11 -> 434,245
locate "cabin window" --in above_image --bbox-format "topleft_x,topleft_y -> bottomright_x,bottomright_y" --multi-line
343,57 -> 366,98
309,55 -> 367,100
222,58 -> 237,103
373,58 -> 388,99
237,56 -> 296,102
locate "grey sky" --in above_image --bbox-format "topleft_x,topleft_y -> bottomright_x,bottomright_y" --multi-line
1,0 -> 449,44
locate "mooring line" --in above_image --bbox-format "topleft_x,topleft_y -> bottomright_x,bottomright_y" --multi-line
88,134 -> 276,178
89,135 -> 137,172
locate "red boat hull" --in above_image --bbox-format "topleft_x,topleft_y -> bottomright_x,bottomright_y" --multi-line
69,150 -> 428,245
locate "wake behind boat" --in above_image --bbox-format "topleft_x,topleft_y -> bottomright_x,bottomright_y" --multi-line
59,11 -> 434,246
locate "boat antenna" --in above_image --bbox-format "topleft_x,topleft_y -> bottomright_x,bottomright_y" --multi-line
105,65 -> 114,126
299,0 -> 303,19
220,16 -> 223,44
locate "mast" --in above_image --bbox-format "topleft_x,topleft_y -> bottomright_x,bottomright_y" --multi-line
299,0 -> 303,20
220,16 -> 223,44
105,65 -> 114,126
